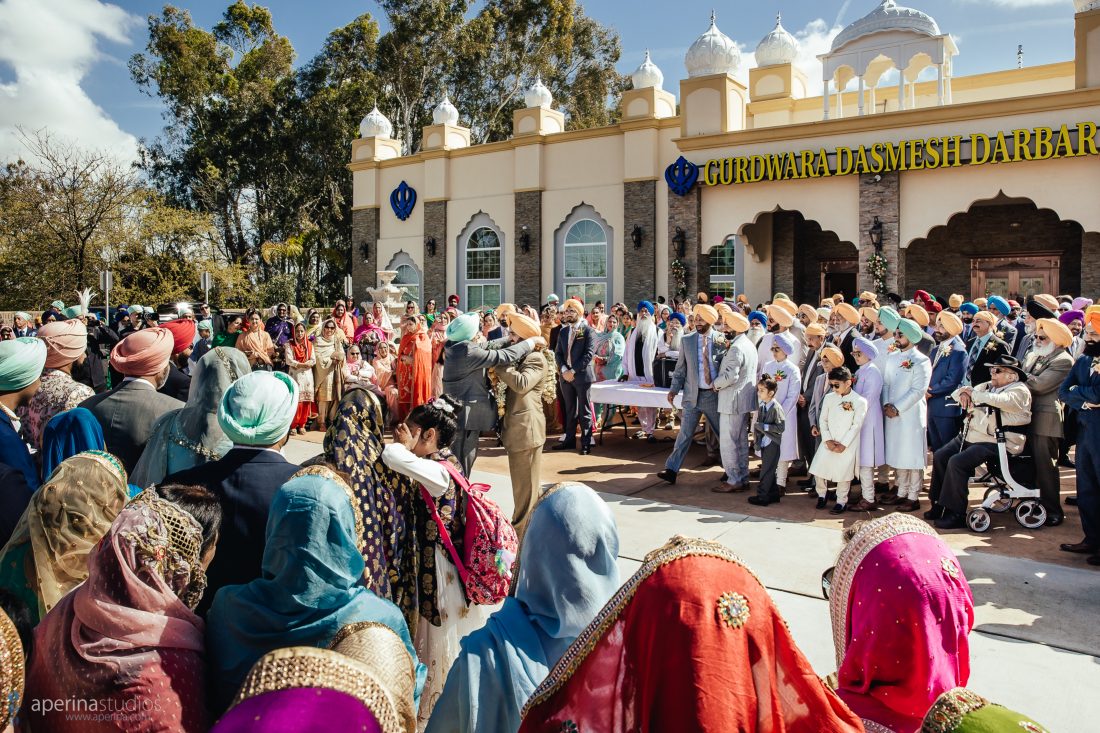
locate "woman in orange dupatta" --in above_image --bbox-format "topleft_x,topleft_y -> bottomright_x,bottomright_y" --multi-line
396,314 -> 433,423
519,536 -> 864,733
429,311 -> 450,398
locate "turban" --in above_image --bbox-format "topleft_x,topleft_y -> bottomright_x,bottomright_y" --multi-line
859,306 -> 879,324
1073,297 -> 1094,311
852,336 -> 880,360
973,311 -> 997,328
13,312 -> 30,323
914,290 -> 933,305
162,319 -> 197,356
820,299 -> 834,308
772,332 -> 796,356
50,300 -> 65,310
110,328 -> 173,376
669,312 -> 687,327
773,298 -> 798,316
1033,294 -> 1059,311
143,307 -> 155,316
715,302 -> 733,318
696,292 -> 709,303
0,337 -> 47,392
948,294 -> 964,309
1059,309 -> 1085,326
198,319 -> 213,333
38,320 -> 88,369
723,311 -> 749,333
1086,308 -> 1100,333
905,304 -> 930,328
1025,299 -> 1055,321
562,298 -> 584,316
545,294 -> 559,304
62,306 -> 84,320
218,371 -> 297,446
835,302 -> 859,325
494,303 -> 516,320
748,310 -> 768,327
805,323 -> 827,337
974,297 -> 988,308
820,345 -> 844,369
637,301 -> 655,316
816,307 -> 832,321
936,311 -> 963,338
896,318 -> 924,345
798,304 -> 817,323
692,304 -> 719,325
445,312 -> 480,343
736,294 -> 748,305
713,295 -> 724,304
988,296 -> 1011,317
773,292 -> 790,301
959,302 -> 979,316
859,291 -> 877,303
1088,304 -> 1100,316
128,305 -> 144,316
508,313 -> 540,340
878,306 -> 901,332
765,304 -> 793,329
1037,318 -> 1072,349
1008,300 -> 1020,309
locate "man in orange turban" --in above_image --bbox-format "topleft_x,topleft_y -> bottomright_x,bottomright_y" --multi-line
925,310 -> 968,454
555,297 -> 597,455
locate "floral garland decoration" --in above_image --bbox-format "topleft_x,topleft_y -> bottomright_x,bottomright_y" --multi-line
670,258 -> 687,298
866,251 -> 888,294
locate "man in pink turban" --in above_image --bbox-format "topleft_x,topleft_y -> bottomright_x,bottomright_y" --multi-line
79,328 -> 184,473
18,320 -> 95,450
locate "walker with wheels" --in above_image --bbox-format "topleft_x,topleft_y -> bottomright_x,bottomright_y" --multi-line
965,406 -> 1046,532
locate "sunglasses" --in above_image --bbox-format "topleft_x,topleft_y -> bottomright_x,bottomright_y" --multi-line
829,382 -> 845,390
323,325 -> 335,330
990,367 -> 1007,374
770,346 -> 783,352
1034,334 -> 1049,343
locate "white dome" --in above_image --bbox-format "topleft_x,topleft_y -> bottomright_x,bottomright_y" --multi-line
524,75 -> 553,109
831,0 -> 940,52
1076,0 -> 1100,11
631,49 -> 664,90
359,106 -> 393,138
433,94 -> 459,125
685,12 -> 741,78
755,13 -> 800,67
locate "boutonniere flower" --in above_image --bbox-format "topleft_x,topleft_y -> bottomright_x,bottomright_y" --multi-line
940,345 -> 952,358
984,341 -> 998,354
774,369 -> 787,382
887,343 -> 898,353
841,401 -> 854,412
996,330 -> 1006,341
901,359 -> 914,370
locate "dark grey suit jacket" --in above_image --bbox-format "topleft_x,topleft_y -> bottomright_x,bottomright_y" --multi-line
444,338 -> 535,432
79,379 -> 184,473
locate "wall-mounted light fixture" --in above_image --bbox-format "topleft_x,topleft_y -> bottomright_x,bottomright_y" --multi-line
631,225 -> 643,250
868,216 -> 884,253
359,241 -> 371,262
425,236 -> 437,257
673,226 -> 687,259
520,225 -> 531,254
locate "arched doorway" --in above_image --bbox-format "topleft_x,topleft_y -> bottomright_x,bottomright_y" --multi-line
904,195 -> 1086,300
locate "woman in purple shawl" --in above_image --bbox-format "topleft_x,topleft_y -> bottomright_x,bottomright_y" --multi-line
849,337 -> 885,511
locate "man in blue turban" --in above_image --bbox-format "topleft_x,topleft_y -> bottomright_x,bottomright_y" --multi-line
986,295 -> 1018,350
959,302 -> 979,343
0,338 -> 48,541
164,370 -> 302,614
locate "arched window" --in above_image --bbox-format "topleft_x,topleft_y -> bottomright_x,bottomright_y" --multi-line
393,264 -> 420,305
464,226 -> 503,309
556,205 -> 612,306
709,237 -> 736,299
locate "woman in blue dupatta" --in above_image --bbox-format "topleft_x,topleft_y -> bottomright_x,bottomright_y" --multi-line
425,482 -> 620,733
206,466 -> 425,715
40,407 -> 104,480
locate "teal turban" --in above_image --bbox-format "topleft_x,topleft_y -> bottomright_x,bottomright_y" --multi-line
62,306 -> 83,320
878,306 -> 901,332
446,312 -> 480,343
0,337 -> 47,392
128,305 -> 143,316
897,318 -> 924,345
218,371 -> 298,446
14,312 -> 30,323
50,300 -> 65,310
198,319 -> 213,332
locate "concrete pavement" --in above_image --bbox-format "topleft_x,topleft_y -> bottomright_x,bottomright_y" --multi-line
285,437 -> 1094,730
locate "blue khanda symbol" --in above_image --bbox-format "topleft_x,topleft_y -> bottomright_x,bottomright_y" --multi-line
665,156 -> 699,196
390,181 -> 417,221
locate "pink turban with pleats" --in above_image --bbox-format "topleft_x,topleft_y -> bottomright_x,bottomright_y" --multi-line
37,320 -> 88,369
110,328 -> 174,376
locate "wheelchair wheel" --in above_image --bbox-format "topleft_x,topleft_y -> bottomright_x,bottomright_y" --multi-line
1014,500 -> 1047,530
966,508 -> 992,533
983,487 -> 1013,513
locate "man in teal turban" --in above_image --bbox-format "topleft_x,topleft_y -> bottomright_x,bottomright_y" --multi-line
0,337 -> 48,509
165,369 -> 302,614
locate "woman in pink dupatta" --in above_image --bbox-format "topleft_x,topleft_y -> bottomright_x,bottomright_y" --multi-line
25,491 -> 214,733
827,515 -> 975,733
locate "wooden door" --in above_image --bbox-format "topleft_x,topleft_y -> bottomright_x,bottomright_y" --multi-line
970,254 -> 1059,301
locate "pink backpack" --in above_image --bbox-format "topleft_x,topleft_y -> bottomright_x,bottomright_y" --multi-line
420,460 -> 518,605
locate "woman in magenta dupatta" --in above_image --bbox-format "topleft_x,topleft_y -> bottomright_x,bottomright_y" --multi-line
828,515 -> 976,733
25,493 -> 213,733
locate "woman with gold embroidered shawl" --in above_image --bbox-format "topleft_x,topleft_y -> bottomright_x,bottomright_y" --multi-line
828,515 -> 976,733
0,451 -> 130,624
518,536 -> 863,733
131,347 -> 251,488
25,491 -> 214,732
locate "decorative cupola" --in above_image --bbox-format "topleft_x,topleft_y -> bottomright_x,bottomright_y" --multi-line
680,12 -> 748,137
749,13 -> 808,110
353,105 -> 401,161
422,93 -> 471,151
513,75 -> 565,136
621,50 -> 676,120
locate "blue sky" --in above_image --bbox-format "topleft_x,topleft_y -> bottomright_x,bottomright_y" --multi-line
0,0 -> 1079,162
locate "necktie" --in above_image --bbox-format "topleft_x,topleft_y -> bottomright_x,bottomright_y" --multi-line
567,326 -> 576,368
703,335 -> 713,386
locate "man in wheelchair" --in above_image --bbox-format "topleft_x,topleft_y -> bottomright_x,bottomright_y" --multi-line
925,355 -> 1033,529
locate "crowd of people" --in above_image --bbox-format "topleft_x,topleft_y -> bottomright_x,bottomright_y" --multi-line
0,283 -> 1086,731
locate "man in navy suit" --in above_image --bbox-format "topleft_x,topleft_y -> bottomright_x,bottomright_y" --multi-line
164,371 -> 300,614
554,298 -> 596,454
0,337 -> 47,545
926,311 -> 968,452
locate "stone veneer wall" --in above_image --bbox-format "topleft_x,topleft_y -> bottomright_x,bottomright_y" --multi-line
858,171 -> 900,297
514,191 -> 542,306
351,207 -> 379,303
624,180 -> 657,306
668,184 -> 702,298
423,201 -> 447,307
771,212 -> 796,297
1082,232 -> 1100,295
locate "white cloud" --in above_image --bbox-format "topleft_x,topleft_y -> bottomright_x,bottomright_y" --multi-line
0,0 -> 139,163
790,19 -> 844,95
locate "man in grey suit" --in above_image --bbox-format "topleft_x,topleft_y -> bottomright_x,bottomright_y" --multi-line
795,323 -> 827,489
79,328 -> 183,474
657,304 -> 727,484
442,311 -> 545,475
712,311 -> 758,493
1023,317 -> 1076,526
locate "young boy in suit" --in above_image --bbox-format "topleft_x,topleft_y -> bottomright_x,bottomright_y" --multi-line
750,376 -> 785,506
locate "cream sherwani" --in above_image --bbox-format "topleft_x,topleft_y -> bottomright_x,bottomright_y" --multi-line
809,390 -> 868,483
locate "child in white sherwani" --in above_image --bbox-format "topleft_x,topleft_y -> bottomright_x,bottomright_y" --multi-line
810,366 -> 868,514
